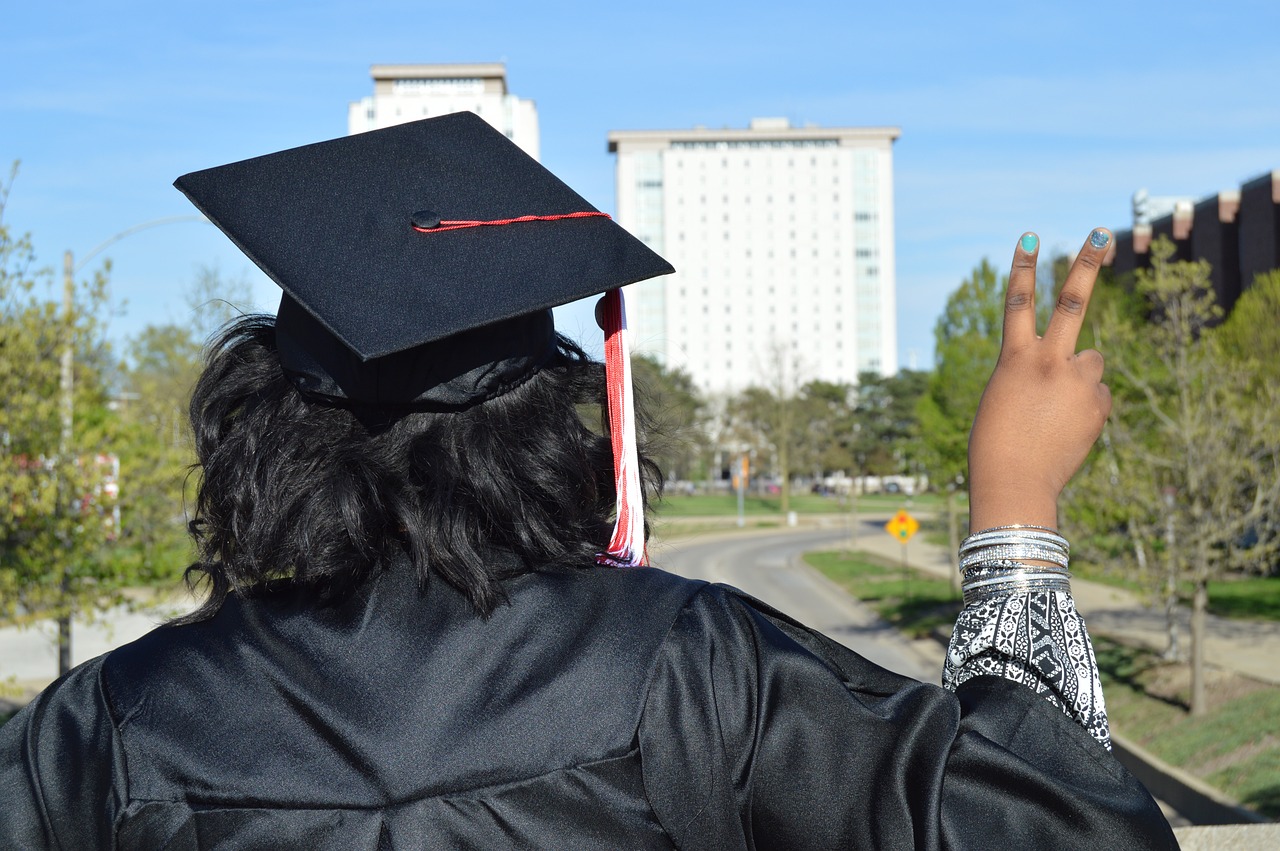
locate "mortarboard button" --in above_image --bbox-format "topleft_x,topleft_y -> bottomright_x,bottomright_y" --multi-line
410,210 -> 442,230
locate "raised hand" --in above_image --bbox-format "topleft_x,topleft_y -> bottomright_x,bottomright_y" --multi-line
967,230 -> 1114,532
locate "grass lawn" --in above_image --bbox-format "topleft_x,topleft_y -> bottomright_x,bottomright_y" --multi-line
1094,637 -> 1280,818
650,518 -> 782,542
1202,575 -> 1280,620
1069,562 -> 1280,623
807,547 -> 1280,817
804,549 -> 961,639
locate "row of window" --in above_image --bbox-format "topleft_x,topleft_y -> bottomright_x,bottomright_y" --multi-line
669,139 -> 839,150
391,78 -> 485,92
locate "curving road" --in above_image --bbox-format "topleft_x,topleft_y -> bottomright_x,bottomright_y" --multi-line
651,527 -> 940,684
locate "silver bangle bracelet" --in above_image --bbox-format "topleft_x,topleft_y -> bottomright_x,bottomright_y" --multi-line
962,571 -> 1072,592
959,544 -> 1069,571
961,529 -> 1070,554
960,536 -> 1070,557
963,562 -> 1071,581
963,574 -> 1072,605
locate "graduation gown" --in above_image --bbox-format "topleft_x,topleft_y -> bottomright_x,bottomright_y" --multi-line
0,560 -> 1176,849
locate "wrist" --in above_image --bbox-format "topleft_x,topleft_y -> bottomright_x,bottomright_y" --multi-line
968,487 -> 1058,532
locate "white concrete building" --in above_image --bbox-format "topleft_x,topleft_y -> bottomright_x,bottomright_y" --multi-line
349,63 -> 539,161
608,118 -> 899,393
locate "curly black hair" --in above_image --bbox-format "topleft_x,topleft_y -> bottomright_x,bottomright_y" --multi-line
178,315 -> 660,622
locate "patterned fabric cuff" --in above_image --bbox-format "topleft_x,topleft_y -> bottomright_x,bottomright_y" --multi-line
942,590 -> 1111,750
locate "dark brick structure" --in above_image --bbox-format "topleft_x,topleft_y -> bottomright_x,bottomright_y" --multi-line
1238,170 -> 1280,294
1150,204 -> 1194,263
1108,226 -> 1151,281
1191,192 -> 1242,311
1107,170 -> 1278,311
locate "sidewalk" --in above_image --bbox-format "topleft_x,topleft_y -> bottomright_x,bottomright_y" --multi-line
838,511 -> 1280,687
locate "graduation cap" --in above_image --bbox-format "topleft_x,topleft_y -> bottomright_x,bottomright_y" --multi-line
175,111 -> 672,566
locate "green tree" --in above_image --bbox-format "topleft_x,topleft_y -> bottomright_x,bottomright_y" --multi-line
1214,268 -> 1280,387
724,341 -> 805,513
630,354 -> 709,483
797,379 -> 854,480
851,369 -> 929,482
1077,238 -> 1280,715
916,259 -> 1005,579
916,259 -> 1005,492
111,324 -> 203,584
110,265 -> 255,586
0,166 -> 124,675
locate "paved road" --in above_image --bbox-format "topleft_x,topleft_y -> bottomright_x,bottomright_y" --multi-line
652,527 -> 939,683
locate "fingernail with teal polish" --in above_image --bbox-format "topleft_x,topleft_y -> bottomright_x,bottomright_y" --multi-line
1020,233 -> 1038,253
1089,229 -> 1110,249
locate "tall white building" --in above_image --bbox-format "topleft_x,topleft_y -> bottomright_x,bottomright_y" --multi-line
608,118 -> 899,393
348,63 -> 539,160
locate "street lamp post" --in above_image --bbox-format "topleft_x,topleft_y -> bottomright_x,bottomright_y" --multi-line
52,215 -> 206,675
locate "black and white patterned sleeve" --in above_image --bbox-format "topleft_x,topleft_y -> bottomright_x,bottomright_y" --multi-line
942,590 -> 1111,749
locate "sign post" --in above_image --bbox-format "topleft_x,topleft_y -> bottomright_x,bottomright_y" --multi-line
736,454 -> 749,528
884,509 -> 920,601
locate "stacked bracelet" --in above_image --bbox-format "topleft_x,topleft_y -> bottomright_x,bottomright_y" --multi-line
959,544 -> 1069,571
959,525 -> 1072,604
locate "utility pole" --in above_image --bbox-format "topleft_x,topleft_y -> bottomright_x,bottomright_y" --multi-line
47,216 -> 208,677
57,250 -> 75,675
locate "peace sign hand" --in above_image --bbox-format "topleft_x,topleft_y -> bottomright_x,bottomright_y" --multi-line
967,230 -> 1114,532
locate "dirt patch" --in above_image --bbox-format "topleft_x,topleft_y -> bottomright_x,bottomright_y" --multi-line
1142,663 -> 1266,712
1196,734 -> 1280,776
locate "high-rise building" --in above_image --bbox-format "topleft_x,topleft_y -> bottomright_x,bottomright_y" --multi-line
348,63 -> 539,160
608,118 -> 899,394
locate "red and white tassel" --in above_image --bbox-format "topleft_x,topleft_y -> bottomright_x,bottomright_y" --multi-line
597,288 -> 646,567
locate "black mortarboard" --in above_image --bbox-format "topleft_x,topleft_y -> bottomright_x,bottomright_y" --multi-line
174,111 -> 673,408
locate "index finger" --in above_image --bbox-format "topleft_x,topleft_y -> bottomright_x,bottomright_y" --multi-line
1045,228 -> 1112,350
1002,232 -> 1041,353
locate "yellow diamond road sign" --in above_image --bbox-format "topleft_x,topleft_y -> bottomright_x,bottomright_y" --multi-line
885,510 -> 919,544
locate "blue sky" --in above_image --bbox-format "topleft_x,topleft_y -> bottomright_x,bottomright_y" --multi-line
3,0 -> 1278,369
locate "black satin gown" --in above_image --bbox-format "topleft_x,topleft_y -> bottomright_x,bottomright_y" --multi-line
0,559 -> 1177,849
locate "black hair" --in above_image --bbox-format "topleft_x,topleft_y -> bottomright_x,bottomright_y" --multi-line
178,315 -> 660,622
